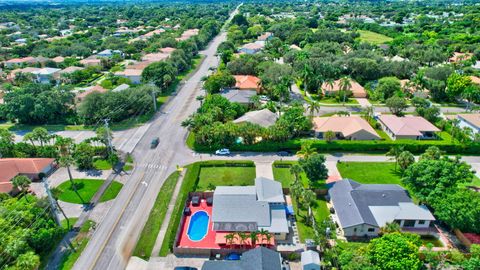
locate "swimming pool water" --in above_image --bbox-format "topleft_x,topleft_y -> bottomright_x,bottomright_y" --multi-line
187,211 -> 209,241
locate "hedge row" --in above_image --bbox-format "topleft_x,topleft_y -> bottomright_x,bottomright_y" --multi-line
190,134 -> 480,154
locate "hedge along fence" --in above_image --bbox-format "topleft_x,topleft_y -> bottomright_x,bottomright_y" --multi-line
190,133 -> 480,155
159,160 -> 255,256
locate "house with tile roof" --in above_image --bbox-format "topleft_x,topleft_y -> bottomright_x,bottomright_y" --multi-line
233,75 -> 261,93
0,158 -> 56,194
378,115 -> 440,140
75,85 -> 107,102
329,179 -> 435,238
448,52 -> 473,63
457,114 -> 480,135
239,42 -> 264,54
321,79 -> 367,98
4,57 -> 37,68
114,69 -> 143,84
312,116 -> 380,140
220,89 -> 257,105
233,109 -> 279,128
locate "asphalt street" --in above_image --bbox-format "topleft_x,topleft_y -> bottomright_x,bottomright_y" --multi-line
73,6 -> 239,270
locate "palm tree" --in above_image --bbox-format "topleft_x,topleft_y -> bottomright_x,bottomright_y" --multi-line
258,229 -> 269,246
450,119 -> 460,143
12,175 -> 31,201
296,140 -> 317,159
290,179 -> 304,205
300,63 -> 313,93
339,77 -> 352,105
225,233 -> 236,248
306,100 -> 321,117
397,150 -> 415,173
237,232 -> 248,249
196,95 -> 205,106
386,145 -> 404,172
302,189 -> 316,224
249,95 -> 261,109
249,231 -> 259,247
56,137 -> 85,204
264,233 -> 272,246
290,164 -> 303,182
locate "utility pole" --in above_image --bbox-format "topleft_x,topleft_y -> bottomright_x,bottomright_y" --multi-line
43,177 -> 61,226
151,90 -> 157,112
103,119 -> 113,155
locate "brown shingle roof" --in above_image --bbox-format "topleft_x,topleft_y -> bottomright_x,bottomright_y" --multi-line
321,79 -> 367,98
379,115 -> 439,136
312,116 -> 380,139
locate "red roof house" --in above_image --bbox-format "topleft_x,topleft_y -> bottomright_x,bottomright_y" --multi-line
0,158 -> 56,193
233,75 -> 261,93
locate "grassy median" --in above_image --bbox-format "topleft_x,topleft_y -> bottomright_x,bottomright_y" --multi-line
132,171 -> 181,259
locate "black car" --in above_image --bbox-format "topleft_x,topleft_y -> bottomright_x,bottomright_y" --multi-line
150,137 -> 160,149
278,150 -> 292,156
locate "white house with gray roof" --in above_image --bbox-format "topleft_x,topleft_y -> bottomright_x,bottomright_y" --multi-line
212,177 -> 289,240
329,179 -> 435,238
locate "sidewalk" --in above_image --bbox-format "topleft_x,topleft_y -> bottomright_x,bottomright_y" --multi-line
151,170 -> 186,256
326,161 -> 342,183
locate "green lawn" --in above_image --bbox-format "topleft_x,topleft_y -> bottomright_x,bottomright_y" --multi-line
0,122 -> 91,132
61,218 -> 79,230
318,97 -> 359,105
133,172 -> 180,259
272,161 -> 326,189
292,195 -> 329,242
356,30 -> 393,45
196,166 -> 256,191
421,235 -> 443,247
337,162 -> 403,185
99,181 -> 123,202
59,220 -> 96,270
272,161 -> 309,188
56,179 -> 122,204
93,159 -> 112,170
337,162 -> 480,189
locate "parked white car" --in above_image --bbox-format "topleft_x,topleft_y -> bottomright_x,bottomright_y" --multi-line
215,148 -> 230,155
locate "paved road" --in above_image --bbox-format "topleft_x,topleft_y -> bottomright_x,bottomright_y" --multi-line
73,6 -> 239,270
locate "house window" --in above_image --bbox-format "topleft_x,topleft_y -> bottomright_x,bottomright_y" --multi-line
403,220 -> 416,227
353,228 -> 357,232
367,228 -> 375,232
418,220 -> 426,225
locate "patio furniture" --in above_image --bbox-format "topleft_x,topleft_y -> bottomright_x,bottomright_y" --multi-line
206,196 -> 213,206
191,196 -> 200,206
183,207 -> 191,216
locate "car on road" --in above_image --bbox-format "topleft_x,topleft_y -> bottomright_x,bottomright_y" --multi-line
215,148 -> 230,155
150,137 -> 160,149
174,267 -> 197,270
278,150 -> 293,156
259,95 -> 270,101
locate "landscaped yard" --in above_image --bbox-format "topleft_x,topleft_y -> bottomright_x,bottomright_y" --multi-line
292,195 -> 329,242
337,162 -> 403,185
158,161 -> 254,256
93,159 -> 112,170
272,161 -> 324,188
356,30 -> 393,45
196,166 -> 256,191
56,179 -> 123,204
133,172 -> 180,259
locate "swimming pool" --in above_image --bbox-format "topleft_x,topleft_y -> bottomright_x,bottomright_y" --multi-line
187,211 -> 209,241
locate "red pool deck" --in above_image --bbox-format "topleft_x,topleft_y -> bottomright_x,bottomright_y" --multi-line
178,199 -> 221,249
